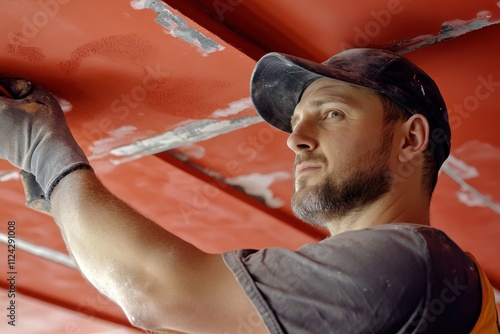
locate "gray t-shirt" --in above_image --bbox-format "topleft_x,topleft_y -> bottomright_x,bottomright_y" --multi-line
223,224 -> 482,333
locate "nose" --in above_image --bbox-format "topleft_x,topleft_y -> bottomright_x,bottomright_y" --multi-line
286,119 -> 318,153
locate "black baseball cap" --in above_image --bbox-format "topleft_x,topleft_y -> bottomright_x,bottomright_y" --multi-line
250,48 -> 451,169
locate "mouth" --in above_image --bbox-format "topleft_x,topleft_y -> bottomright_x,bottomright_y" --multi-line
295,161 -> 322,177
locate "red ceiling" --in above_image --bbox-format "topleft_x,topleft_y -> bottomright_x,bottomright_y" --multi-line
1,0 -> 499,332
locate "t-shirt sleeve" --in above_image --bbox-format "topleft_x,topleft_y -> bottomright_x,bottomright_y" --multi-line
222,224 -> 481,334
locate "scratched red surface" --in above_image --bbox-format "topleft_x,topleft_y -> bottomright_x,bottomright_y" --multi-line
0,0 -> 499,331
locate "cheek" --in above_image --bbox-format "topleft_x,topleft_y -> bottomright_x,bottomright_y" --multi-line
322,139 -> 355,172
329,136 -> 382,171
320,125 -> 386,170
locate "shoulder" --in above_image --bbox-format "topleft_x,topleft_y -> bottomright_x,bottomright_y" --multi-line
311,223 -> 471,271
323,223 -> 456,249
224,224 -> 481,333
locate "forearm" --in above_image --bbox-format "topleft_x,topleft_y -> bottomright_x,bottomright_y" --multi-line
50,169 -> 215,325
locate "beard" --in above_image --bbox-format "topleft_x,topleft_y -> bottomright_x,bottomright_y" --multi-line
291,129 -> 394,229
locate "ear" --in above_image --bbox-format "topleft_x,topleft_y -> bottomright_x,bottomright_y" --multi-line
398,114 -> 429,163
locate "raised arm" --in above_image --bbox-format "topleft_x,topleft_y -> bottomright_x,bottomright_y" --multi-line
50,169 -> 267,333
0,79 -> 267,334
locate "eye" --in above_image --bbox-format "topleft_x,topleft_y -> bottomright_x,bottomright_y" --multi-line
324,110 -> 342,119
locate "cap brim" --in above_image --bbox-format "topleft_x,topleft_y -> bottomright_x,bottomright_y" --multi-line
250,52 -> 380,133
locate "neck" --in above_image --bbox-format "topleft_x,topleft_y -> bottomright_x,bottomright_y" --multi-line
324,188 -> 431,236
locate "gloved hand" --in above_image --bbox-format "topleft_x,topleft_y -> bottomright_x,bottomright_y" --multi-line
0,78 -> 91,199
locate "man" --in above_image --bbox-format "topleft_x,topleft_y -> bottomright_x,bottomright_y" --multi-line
0,48 -> 498,333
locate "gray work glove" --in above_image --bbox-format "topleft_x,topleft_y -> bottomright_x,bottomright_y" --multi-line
0,78 -> 91,200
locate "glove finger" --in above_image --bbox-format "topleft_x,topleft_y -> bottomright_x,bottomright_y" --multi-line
0,78 -> 32,99
22,84 -> 64,113
0,87 -> 55,116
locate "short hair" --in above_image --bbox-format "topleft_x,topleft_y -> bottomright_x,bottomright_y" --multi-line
379,94 -> 438,197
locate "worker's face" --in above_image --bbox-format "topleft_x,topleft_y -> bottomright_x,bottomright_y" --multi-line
288,78 -> 395,228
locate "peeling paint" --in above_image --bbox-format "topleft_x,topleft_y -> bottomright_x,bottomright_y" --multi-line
443,155 -> 479,180
55,95 -> 72,113
226,172 -> 291,208
0,233 -> 76,268
88,125 -> 137,161
210,97 -> 253,118
442,152 -> 500,213
397,11 -> 500,54
0,170 -> 20,182
174,144 -> 207,160
455,140 -> 500,161
108,125 -> 138,137
110,116 -> 263,164
130,0 -> 224,56
455,189 -> 488,208
130,0 -> 147,10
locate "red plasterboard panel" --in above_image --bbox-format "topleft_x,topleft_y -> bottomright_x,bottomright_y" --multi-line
0,289 -> 140,334
0,0 -> 257,163
170,122 -> 299,218
183,0 -> 500,60
92,155 -> 318,252
403,25 -> 500,150
0,163 -> 68,252
0,246 -> 133,327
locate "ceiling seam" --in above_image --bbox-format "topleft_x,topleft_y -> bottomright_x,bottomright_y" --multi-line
397,12 -> 500,54
107,115 -> 263,164
0,232 -> 76,268
131,0 -> 225,55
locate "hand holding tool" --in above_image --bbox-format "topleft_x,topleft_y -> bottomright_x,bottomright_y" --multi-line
0,78 -> 91,213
